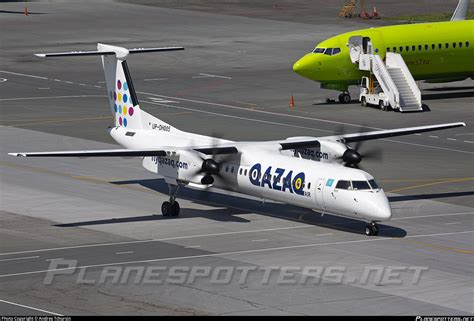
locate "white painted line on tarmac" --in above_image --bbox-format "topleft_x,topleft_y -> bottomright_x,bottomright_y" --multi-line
445,222 -> 462,225
144,78 -> 168,81
1,230 -> 472,279
53,79 -> 61,82
429,135 -> 439,138
185,245 -> 201,249
464,140 -> 474,144
37,87 -> 50,90
251,239 -> 268,242
0,299 -> 62,316
45,258 -> 64,261
0,70 -> 48,80
447,138 -> 456,141
0,256 -> 39,263
116,251 -> 134,255
0,225 -> 311,256
192,73 -> 231,79
392,211 -> 474,221
0,95 -> 106,101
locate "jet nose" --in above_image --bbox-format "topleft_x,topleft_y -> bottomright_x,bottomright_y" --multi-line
293,54 -> 315,79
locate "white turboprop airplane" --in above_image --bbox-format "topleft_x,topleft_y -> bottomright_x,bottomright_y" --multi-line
9,44 -> 466,236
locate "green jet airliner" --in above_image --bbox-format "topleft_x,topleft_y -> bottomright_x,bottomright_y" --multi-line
293,0 -> 474,103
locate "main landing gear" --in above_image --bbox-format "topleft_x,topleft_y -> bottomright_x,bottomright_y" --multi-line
338,91 -> 351,104
161,184 -> 180,217
365,221 -> 379,236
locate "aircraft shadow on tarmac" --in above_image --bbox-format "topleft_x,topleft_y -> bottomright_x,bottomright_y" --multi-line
0,10 -> 46,15
389,190 -> 474,202
56,178 -> 407,238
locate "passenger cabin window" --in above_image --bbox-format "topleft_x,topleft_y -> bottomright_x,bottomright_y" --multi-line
393,47 -> 397,52
453,42 -> 456,48
418,45 -> 422,51
386,47 -> 390,52
432,44 -> 435,50
399,46 -> 403,52
412,45 -> 416,51
335,180 -> 351,190
425,44 -> 428,50
244,169 -> 248,176
445,43 -> 449,49
466,41 -> 470,47
406,46 -> 409,52
352,181 -> 371,190
438,43 -> 442,49
459,42 -> 463,48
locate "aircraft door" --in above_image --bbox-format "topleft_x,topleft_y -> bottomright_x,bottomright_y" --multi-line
315,178 -> 326,210
348,36 -> 363,63
348,36 -> 372,63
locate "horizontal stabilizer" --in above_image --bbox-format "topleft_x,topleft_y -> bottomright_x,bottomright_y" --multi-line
35,46 -> 184,58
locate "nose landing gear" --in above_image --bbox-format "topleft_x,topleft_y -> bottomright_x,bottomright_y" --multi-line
365,221 -> 379,236
161,184 -> 181,217
338,92 -> 351,104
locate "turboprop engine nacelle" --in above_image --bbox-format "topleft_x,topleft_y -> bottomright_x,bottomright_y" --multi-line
142,150 -> 214,184
289,137 -> 349,165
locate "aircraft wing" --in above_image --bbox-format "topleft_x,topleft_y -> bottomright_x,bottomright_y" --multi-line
279,122 -> 466,150
9,145 -> 239,158
8,149 -> 169,157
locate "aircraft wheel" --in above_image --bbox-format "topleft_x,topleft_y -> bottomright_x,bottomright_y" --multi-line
361,97 -> 367,107
161,201 -> 172,217
171,201 -> 180,217
339,93 -> 351,104
365,222 -> 379,236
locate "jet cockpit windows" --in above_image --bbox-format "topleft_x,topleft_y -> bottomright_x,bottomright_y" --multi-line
313,48 -> 341,55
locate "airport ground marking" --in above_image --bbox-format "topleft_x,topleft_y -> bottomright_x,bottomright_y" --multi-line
0,256 -> 39,262
0,230 -> 472,279
388,177 -> 474,194
0,299 -> 63,316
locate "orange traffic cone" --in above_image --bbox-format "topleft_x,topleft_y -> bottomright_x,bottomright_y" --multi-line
372,6 -> 380,19
290,95 -> 295,108
24,7 -> 29,16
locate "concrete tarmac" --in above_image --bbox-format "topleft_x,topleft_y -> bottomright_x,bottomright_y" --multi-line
0,0 -> 473,316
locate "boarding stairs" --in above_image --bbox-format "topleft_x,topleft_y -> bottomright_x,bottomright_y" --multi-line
350,37 -> 422,112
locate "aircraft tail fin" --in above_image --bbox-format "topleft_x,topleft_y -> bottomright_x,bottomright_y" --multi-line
451,0 -> 469,21
35,44 -> 184,130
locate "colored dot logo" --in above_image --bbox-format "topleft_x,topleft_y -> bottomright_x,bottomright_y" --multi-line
129,107 -> 134,116
123,94 -> 128,103
294,177 -> 302,190
117,80 -> 122,90
114,79 -> 134,128
123,106 -> 127,115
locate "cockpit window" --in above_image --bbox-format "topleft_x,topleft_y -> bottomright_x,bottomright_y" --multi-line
324,48 -> 333,55
313,48 -> 325,53
335,180 -> 351,189
351,181 -> 371,190
368,179 -> 379,189
314,47 -> 341,55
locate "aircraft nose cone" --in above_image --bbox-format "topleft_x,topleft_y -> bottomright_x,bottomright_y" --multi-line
293,54 -> 315,79
374,192 -> 392,221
